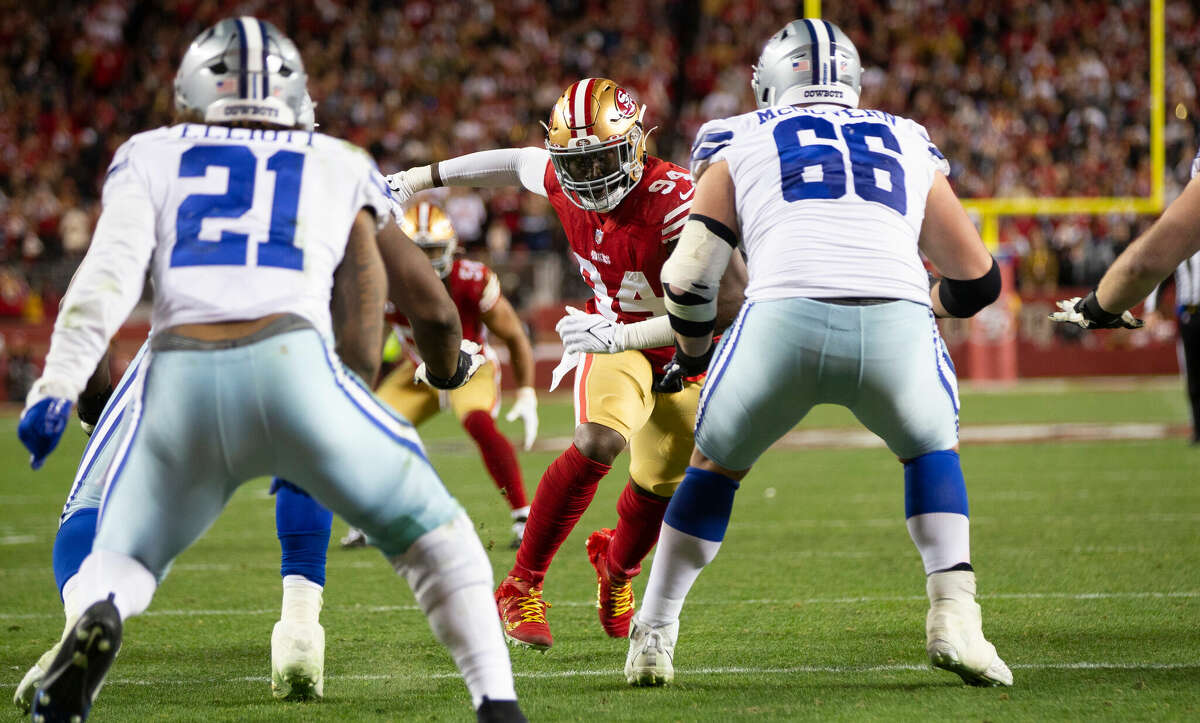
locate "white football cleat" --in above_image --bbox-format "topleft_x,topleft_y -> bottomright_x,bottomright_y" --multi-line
925,570 -> 1013,687
271,620 -> 325,700
625,615 -> 677,686
13,640 -> 60,713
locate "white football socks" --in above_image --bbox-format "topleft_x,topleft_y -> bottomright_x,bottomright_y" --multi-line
74,549 -> 158,620
280,575 -> 323,624
392,513 -> 516,708
907,512 -> 971,574
638,523 -> 723,628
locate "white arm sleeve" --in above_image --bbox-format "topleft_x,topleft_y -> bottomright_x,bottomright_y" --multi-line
436,147 -> 549,197
620,314 -> 675,350
35,157 -> 156,402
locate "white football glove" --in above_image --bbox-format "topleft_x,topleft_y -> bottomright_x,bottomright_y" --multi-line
555,306 -> 626,354
384,166 -> 432,206
504,386 -> 539,451
1049,296 -> 1144,330
414,340 -> 486,389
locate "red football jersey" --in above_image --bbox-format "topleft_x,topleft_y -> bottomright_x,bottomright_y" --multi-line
544,155 -> 694,370
387,257 -> 500,363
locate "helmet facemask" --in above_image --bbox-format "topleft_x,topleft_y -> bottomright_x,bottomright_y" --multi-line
543,79 -> 649,214
418,240 -> 456,278
547,122 -> 644,213
400,202 -> 458,278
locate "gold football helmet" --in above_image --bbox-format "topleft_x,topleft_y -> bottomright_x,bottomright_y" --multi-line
400,201 -> 457,278
544,78 -> 648,213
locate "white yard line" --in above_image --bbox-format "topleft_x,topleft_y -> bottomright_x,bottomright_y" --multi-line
458,421 -> 1188,455
2,661 -> 1198,689
1,591 -> 1194,622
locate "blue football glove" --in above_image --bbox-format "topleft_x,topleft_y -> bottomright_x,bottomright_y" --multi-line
18,397 -> 74,469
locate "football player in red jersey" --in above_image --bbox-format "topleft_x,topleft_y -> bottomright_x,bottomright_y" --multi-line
341,200 -> 538,549
389,79 -> 746,650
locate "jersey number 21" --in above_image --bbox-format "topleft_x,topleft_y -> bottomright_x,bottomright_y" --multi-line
172,144 -> 305,269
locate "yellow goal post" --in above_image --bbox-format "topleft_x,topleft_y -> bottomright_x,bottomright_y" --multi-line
805,0 -> 1166,249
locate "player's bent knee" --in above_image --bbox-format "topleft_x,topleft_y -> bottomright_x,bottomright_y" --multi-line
573,423 -> 627,465
689,448 -> 749,481
390,513 -> 492,608
903,450 -> 969,518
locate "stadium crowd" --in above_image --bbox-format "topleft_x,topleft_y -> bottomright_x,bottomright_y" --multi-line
0,0 -> 1196,392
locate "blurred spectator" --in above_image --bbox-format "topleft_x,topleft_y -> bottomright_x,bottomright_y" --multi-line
4,333 -> 39,402
2,0 -> 1198,326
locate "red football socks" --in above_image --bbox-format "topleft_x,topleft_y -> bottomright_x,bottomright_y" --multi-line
607,480 -> 670,579
462,410 -> 528,510
511,444 -> 611,584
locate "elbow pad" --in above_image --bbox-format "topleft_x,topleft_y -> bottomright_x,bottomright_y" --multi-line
661,215 -> 737,336
938,258 -> 1001,318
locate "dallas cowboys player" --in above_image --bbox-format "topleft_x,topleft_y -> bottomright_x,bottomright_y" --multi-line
624,19 -> 1011,688
17,17 -> 524,722
14,94 -> 356,711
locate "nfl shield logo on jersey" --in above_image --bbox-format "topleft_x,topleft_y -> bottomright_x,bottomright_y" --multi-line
594,229 -> 604,245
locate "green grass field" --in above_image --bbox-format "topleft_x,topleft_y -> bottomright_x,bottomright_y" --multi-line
2,380 -> 1198,721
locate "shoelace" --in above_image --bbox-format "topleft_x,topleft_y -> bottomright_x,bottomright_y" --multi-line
505,585 -> 551,625
602,578 -> 634,617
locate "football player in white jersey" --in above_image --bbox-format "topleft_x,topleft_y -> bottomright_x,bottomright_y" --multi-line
622,19 -> 1012,689
16,18 -> 524,722
14,94 -> 354,712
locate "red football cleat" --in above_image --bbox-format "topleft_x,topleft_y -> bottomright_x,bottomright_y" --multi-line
586,528 -> 636,638
495,575 -> 553,650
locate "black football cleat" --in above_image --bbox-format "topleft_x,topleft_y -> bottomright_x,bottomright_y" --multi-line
476,696 -> 528,723
30,597 -> 123,723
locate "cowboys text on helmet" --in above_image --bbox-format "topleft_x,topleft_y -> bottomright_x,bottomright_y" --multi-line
751,19 -> 862,110
175,16 -> 309,129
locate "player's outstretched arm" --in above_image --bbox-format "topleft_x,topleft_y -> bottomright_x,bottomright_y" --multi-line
331,209 -> 388,386
386,148 -> 551,203
918,173 -> 1000,318
376,219 -> 481,388
1096,175 -> 1200,314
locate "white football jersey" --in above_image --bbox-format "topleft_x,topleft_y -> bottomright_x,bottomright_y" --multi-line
691,104 -> 950,305
105,123 -> 393,337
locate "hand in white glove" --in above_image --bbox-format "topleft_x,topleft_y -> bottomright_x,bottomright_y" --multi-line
555,306 -> 625,355
504,386 -> 539,450
384,166 -> 431,206
414,340 -> 486,389
1049,294 -> 1143,330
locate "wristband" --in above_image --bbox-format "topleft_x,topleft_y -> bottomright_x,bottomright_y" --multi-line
1080,291 -> 1121,326
673,340 -> 715,375
423,350 -> 472,389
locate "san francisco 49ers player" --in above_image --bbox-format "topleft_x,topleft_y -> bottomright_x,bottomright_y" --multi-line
341,200 -> 538,549
388,79 -> 746,650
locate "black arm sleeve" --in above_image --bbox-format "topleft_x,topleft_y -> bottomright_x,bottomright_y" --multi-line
937,258 -> 1001,318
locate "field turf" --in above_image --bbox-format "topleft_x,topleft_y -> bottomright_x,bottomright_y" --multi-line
1,379 -> 1197,721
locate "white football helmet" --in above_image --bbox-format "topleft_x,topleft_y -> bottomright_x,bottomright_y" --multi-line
751,19 -> 862,109
174,16 -> 308,128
